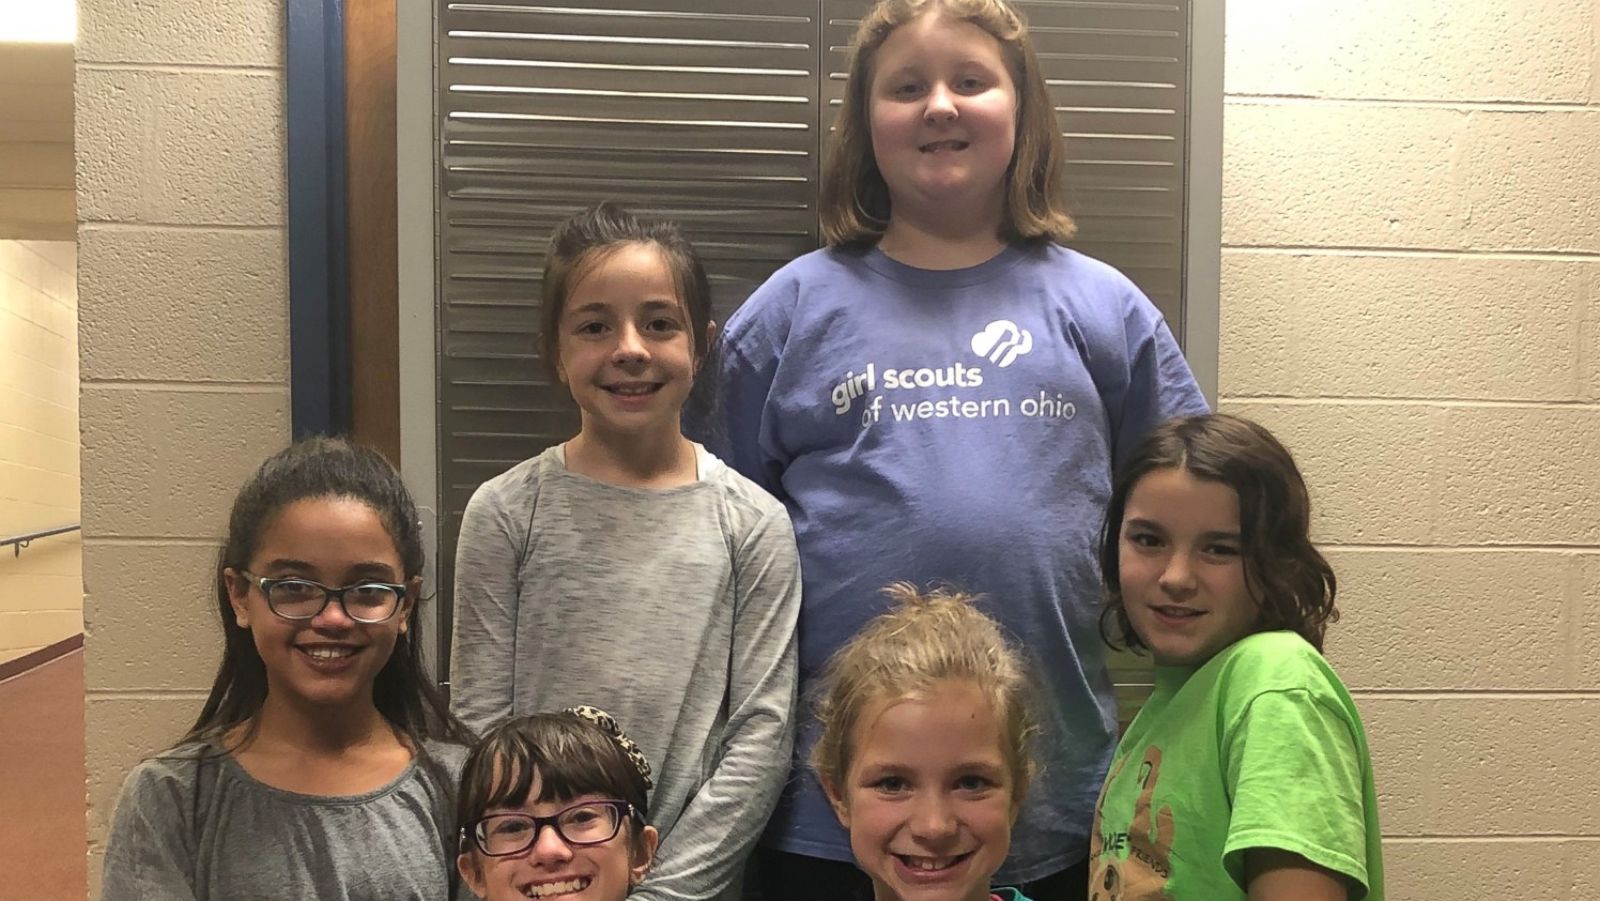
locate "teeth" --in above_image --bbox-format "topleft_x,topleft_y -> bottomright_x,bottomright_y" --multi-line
522,877 -> 589,897
608,384 -> 657,396
902,855 -> 956,871
304,646 -> 355,660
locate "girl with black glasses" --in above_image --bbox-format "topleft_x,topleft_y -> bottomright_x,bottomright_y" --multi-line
455,708 -> 659,901
100,437 -> 473,900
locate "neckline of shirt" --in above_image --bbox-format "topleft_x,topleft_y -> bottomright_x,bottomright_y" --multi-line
859,242 -> 1027,289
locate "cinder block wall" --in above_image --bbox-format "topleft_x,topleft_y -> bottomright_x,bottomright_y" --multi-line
74,1 -> 1600,898
1221,0 -> 1600,896
0,240 -> 81,662
75,2 -> 288,893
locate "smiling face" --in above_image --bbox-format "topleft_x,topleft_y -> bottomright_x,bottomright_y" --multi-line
1118,467 -> 1261,667
458,770 -> 658,901
826,680 -> 1014,901
225,496 -> 415,713
555,243 -> 699,448
868,13 -> 1018,235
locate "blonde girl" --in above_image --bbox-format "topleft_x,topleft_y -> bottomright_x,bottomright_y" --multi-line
1090,414 -> 1384,899
814,584 -> 1039,901
450,202 -> 803,901
712,1 -> 1207,896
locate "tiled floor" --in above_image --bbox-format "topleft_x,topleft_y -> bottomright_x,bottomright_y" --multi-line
0,650 -> 86,900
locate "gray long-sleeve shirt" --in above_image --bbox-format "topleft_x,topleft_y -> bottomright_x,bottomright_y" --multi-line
100,741 -> 467,901
449,443 -> 802,901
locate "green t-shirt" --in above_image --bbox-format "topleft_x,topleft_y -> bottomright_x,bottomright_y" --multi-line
992,890 -> 1033,901
1089,631 -> 1384,900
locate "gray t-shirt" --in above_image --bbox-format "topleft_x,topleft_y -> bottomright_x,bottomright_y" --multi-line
101,741 -> 468,901
450,443 -> 802,901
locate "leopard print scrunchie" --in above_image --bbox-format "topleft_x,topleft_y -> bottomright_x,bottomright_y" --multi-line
564,705 -> 654,792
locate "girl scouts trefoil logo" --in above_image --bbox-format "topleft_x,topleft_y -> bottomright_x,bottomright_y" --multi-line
971,319 -> 1033,367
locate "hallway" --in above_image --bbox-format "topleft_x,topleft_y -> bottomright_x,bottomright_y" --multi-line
0,650 -> 87,899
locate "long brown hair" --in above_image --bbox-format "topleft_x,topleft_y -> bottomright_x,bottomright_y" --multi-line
187,437 -> 471,750
820,0 -> 1076,246
1099,414 -> 1340,653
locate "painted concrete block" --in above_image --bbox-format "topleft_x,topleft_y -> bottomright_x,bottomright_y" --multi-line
1220,253 -> 1596,402
79,0 -> 282,68
1224,401 -> 1600,547
1225,0 -> 1594,102
1384,838 -> 1600,899
1363,696 -> 1600,835
77,67 -> 285,226
80,387 -> 288,540
1224,103 -> 1600,253
1325,549 -> 1591,690
78,226 -> 288,382
82,542 -> 222,692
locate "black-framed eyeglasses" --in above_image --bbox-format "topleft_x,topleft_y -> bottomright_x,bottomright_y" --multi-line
239,571 -> 408,624
465,800 -> 639,857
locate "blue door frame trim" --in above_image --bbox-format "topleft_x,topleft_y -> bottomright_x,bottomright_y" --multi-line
286,0 -> 352,438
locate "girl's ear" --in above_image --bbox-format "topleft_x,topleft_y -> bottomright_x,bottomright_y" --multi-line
629,825 -> 661,886
699,320 -> 719,368
456,852 -> 488,899
223,568 -> 251,629
398,576 -> 423,634
821,777 -> 851,830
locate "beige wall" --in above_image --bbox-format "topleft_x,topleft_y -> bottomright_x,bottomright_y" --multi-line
73,0 -> 1600,898
0,239 -> 81,662
1221,0 -> 1600,896
75,0 -> 288,893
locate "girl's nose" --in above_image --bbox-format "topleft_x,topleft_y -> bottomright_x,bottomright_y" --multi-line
612,325 -> 648,363
528,823 -> 575,865
1158,554 -> 1198,596
923,83 -> 958,122
907,793 -> 960,843
309,595 -> 356,630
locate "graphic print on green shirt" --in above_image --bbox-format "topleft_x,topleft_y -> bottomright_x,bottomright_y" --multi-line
1089,631 -> 1385,901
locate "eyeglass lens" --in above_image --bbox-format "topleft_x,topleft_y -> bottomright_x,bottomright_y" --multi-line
267,580 -> 400,622
476,802 -> 624,856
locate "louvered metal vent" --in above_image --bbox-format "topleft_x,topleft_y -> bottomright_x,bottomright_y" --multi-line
432,1 -> 1200,706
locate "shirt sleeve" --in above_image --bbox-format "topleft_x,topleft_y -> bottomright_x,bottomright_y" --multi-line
631,506 -> 803,901
1221,688 -> 1374,896
706,281 -> 795,501
100,761 -> 201,901
449,480 -> 524,735
1111,284 -> 1210,469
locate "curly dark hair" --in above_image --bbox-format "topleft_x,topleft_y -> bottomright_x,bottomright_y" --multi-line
1099,413 -> 1339,654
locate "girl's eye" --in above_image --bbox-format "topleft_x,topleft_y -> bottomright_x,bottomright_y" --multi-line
955,76 -> 986,93
1205,543 -> 1241,558
1126,532 -> 1162,549
575,321 -> 606,335
955,773 -> 995,792
870,775 -> 909,793
647,317 -> 684,333
891,81 -> 923,98
492,819 -> 532,838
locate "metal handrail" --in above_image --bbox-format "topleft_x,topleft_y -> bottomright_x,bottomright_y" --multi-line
1,524 -> 81,557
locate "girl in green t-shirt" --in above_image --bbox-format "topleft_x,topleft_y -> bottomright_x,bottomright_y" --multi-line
810,583 -> 1041,901
1090,413 -> 1384,900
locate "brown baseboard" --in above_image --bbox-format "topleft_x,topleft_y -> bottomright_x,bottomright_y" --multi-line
0,633 -> 83,683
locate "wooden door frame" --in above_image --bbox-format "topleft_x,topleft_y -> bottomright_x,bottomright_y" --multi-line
285,0 -> 402,460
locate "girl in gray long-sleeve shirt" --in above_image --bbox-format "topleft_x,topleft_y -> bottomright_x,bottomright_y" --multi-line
102,438 -> 475,901
450,203 -> 803,901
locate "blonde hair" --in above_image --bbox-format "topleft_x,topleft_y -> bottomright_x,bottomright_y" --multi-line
811,583 -> 1038,803
820,0 -> 1076,247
